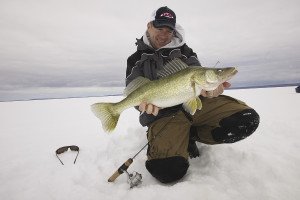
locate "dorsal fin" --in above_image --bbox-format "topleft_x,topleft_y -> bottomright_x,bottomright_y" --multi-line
157,58 -> 189,78
123,76 -> 150,96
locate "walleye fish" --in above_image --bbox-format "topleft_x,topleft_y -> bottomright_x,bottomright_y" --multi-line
91,58 -> 238,132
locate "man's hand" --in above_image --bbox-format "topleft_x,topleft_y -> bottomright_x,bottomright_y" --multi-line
139,102 -> 160,116
201,82 -> 231,98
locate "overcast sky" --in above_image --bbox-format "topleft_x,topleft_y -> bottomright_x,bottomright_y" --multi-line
0,0 -> 299,101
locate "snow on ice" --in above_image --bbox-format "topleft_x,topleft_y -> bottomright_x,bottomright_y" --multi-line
0,87 -> 299,200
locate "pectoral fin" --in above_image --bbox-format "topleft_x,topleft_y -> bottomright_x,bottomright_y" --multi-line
183,97 -> 202,115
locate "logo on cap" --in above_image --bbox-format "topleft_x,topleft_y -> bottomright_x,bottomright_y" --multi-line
160,12 -> 174,19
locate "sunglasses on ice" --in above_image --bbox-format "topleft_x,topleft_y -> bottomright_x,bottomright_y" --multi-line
55,145 -> 79,165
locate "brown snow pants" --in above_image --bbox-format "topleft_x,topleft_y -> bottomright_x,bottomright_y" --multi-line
146,95 -> 252,160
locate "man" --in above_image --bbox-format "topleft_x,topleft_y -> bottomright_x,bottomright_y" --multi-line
126,6 -> 260,184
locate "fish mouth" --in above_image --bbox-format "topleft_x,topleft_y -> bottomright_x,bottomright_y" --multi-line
223,68 -> 238,82
232,68 -> 238,75
229,68 -> 238,78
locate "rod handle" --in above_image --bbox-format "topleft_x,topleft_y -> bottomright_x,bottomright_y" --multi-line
108,158 -> 133,182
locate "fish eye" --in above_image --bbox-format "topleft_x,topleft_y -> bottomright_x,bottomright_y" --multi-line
217,69 -> 223,73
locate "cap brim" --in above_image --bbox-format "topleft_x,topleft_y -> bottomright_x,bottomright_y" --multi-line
153,21 -> 175,30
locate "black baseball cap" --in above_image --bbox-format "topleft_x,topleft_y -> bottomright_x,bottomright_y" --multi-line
152,6 -> 176,30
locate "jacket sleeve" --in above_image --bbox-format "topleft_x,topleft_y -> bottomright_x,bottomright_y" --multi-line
126,52 -> 143,86
126,53 -> 144,111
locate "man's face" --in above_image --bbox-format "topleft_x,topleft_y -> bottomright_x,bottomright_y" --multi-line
147,23 -> 174,49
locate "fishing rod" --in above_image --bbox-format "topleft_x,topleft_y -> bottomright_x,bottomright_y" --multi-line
107,114 -> 175,188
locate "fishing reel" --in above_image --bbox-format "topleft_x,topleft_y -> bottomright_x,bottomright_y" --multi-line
123,170 -> 142,188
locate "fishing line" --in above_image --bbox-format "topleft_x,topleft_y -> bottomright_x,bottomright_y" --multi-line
213,61 -> 220,68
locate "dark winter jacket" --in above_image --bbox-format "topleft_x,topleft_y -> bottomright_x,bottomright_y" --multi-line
126,27 -> 201,126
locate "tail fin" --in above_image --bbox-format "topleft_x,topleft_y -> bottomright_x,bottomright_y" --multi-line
91,103 -> 120,133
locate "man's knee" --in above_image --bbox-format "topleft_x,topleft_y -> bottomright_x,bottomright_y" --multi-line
145,156 -> 189,183
212,109 -> 260,143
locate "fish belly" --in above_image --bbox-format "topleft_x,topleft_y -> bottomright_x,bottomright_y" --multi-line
149,86 -> 195,108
